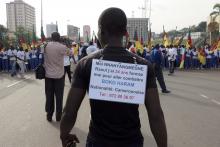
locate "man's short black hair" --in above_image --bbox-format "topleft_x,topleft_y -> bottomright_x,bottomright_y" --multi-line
51,32 -> 60,42
98,7 -> 127,36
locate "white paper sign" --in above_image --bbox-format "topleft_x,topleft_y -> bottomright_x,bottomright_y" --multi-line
89,59 -> 148,104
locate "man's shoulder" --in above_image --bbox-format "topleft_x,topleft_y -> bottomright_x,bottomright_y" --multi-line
127,51 -> 152,66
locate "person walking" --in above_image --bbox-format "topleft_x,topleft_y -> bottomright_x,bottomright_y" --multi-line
60,7 -> 167,147
8,46 -> 17,76
168,45 -> 177,75
64,47 -> 74,83
16,47 -> 25,78
151,44 -> 170,93
2,48 -> 9,72
43,32 -> 66,122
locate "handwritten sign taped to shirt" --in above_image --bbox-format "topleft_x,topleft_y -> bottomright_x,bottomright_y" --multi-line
89,59 -> 148,104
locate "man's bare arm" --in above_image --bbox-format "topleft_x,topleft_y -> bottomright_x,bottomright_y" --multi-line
145,88 -> 167,147
60,87 -> 86,139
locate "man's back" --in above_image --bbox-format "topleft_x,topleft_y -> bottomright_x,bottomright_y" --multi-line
151,49 -> 162,65
72,47 -> 156,145
44,41 -> 66,79
168,48 -> 177,61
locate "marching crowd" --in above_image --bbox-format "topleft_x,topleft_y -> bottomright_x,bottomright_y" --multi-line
129,44 -> 220,72
0,45 -> 43,78
0,39 -> 219,79
0,41 -> 98,78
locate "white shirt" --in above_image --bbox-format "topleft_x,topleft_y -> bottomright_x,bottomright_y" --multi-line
31,50 -> 37,58
8,49 -> 17,60
17,51 -> 25,63
86,45 -> 98,55
3,51 -> 8,59
168,48 -> 177,61
64,55 -> 70,66
25,52 -> 30,60
192,50 -> 198,59
214,50 -> 219,57
205,49 -> 211,59
185,49 -> 191,57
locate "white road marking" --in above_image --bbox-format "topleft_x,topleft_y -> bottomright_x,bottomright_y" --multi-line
7,76 -> 31,88
200,94 -> 209,99
211,99 -> 220,105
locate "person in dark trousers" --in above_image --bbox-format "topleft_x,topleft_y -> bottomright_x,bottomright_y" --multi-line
44,32 -> 66,122
64,46 -> 75,83
151,44 -> 170,93
60,7 -> 167,147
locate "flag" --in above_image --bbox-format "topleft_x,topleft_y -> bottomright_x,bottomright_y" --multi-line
133,28 -> 138,41
171,26 -> 178,45
135,41 -> 143,53
177,34 -> 184,46
41,26 -> 46,42
174,37 -> 180,46
19,33 -> 28,49
147,28 -> 152,50
186,29 -> 192,49
78,32 -> 81,43
210,38 -> 220,51
27,31 -> 31,45
163,33 -> 170,47
179,47 -> 186,69
56,21 -> 58,32
163,26 -> 170,47
140,28 -> 143,45
18,33 -> 27,49
32,25 -> 37,46
198,48 -> 206,65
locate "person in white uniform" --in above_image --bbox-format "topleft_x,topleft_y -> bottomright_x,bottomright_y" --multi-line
16,47 -> 25,78
168,45 -> 177,75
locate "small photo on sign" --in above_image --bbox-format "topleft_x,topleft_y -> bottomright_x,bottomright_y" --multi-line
89,59 -> 148,104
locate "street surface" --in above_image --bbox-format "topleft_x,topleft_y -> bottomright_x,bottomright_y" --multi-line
0,69 -> 220,147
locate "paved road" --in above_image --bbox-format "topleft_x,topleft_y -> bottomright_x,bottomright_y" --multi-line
0,70 -> 220,147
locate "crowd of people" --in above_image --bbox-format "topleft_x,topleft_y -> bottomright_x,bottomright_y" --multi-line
128,44 -> 220,72
0,46 -> 42,77
1,38 -> 219,80
0,40 -> 100,79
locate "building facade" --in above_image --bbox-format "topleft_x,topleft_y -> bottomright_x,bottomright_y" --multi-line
6,0 -> 36,32
83,25 -> 91,42
46,23 -> 57,38
127,18 -> 148,44
67,25 -> 79,41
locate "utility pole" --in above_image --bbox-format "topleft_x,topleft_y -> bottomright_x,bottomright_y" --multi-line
41,0 -> 43,28
138,0 -> 148,18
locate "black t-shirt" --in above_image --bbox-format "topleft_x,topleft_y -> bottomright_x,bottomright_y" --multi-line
72,47 -> 157,146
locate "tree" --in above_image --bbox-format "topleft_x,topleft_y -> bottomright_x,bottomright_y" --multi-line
210,3 -> 220,16
194,22 -> 207,32
0,25 -> 9,48
0,25 -> 8,40
209,3 -> 220,44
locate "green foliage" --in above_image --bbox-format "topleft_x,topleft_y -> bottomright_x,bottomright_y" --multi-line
213,3 -> 220,11
0,25 -> 9,48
